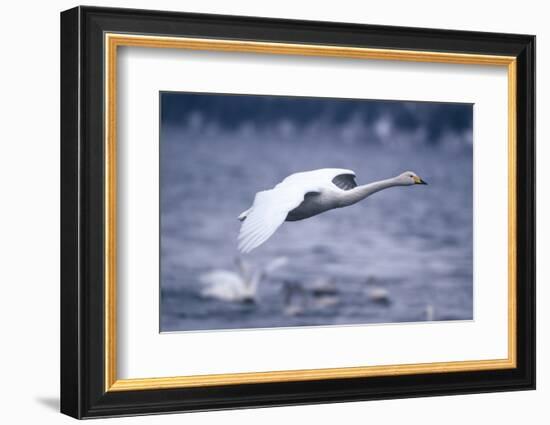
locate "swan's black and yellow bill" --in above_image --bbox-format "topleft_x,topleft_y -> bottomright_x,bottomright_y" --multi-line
414,176 -> 428,185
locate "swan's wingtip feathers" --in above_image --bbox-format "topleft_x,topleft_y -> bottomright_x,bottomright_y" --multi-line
237,182 -> 316,254
238,241 -> 254,254
238,234 -> 261,254
238,222 -> 275,253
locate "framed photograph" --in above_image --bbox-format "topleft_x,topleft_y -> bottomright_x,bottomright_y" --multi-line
60,6 -> 535,419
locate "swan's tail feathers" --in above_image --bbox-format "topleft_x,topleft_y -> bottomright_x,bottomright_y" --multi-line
238,208 -> 251,222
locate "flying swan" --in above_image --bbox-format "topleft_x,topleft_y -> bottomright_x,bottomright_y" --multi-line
237,168 -> 427,253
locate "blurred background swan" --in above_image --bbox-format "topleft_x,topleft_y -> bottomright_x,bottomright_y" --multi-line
283,277 -> 340,317
282,280 -> 306,316
199,256 -> 288,303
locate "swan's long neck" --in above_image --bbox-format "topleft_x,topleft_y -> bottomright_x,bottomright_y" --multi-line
340,177 -> 403,207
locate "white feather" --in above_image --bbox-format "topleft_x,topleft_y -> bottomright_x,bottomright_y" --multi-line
238,186 -> 316,253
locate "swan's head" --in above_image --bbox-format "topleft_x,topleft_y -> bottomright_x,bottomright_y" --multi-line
396,171 -> 428,186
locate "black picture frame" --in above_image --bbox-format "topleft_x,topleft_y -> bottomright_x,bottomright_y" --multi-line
61,5 -> 535,419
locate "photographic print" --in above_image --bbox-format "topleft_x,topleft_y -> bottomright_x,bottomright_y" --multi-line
160,92 -> 473,332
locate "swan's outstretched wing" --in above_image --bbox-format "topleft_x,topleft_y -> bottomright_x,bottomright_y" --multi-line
238,186 -> 318,253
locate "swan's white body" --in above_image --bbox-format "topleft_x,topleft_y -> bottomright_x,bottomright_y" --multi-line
238,168 -> 427,253
199,257 -> 287,302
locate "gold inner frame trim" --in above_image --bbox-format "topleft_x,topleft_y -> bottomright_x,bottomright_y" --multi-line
104,33 -> 518,392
